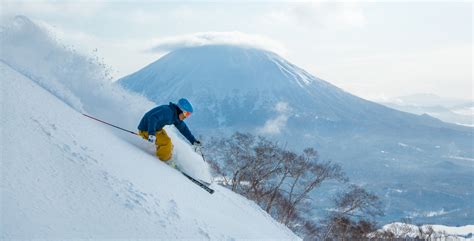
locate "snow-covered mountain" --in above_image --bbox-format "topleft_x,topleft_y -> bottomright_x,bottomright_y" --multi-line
118,45 -> 474,225
375,222 -> 474,240
0,16 -> 300,240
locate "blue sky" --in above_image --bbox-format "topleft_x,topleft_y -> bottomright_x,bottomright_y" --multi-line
2,1 -> 472,100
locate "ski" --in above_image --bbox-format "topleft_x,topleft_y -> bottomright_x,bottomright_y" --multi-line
181,171 -> 215,194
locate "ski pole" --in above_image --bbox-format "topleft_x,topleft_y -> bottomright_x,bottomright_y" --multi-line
193,144 -> 206,161
82,113 -> 138,136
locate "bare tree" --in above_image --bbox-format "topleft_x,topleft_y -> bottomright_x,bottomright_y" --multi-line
205,132 -> 347,216
334,185 -> 384,218
264,150 -> 296,213
377,221 -> 441,241
239,136 -> 283,202
423,225 -> 435,240
280,148 -> 346,225
320,185 -> 384,240
205,132 -> 256,191
203,132 -> 383,240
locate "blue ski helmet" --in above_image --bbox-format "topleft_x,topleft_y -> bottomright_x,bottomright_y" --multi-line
177,98 -> 193,113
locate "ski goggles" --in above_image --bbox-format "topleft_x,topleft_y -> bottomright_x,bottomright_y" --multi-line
183,111 -> 192,118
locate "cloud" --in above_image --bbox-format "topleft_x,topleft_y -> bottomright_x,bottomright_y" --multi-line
258,102 -> 292,135
264,2 -> 366,30
275,102 -> 291,113
146,31 -> 288,56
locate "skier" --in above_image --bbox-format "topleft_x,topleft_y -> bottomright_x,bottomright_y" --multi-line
137,98 -> 201,163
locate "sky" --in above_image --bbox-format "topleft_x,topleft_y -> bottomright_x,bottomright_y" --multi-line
1,1 -> 472,101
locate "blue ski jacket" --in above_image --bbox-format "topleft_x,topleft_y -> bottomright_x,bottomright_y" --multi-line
138,102 -> 197,144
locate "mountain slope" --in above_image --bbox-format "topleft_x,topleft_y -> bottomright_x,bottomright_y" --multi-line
0,16 -> 300,240
118,45 -> 469,131
118,45 -> 474,225
0,60 -> 299,240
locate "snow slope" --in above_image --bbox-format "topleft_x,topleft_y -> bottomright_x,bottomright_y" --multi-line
377,222 -> 474,240
0,16 -> 300,240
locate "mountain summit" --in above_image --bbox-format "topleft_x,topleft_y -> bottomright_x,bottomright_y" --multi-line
119,45 -> 467,130
119,45 -> 380,125
118,44 -> 473,225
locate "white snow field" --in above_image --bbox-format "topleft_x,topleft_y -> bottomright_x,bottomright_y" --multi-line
377,222 -> 474,240
0,16 -> 300,240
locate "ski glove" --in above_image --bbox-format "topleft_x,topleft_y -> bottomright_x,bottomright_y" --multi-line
193,140 -> 201,146
148,135 -> 156,143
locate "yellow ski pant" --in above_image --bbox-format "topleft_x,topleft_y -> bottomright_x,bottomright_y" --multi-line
138,129 -> 173,161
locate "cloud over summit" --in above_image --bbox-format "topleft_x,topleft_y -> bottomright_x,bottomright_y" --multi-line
147,31 -> 288,56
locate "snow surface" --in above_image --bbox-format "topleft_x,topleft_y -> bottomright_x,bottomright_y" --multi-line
379,222 -> 474,240
0,16 -> 300,240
